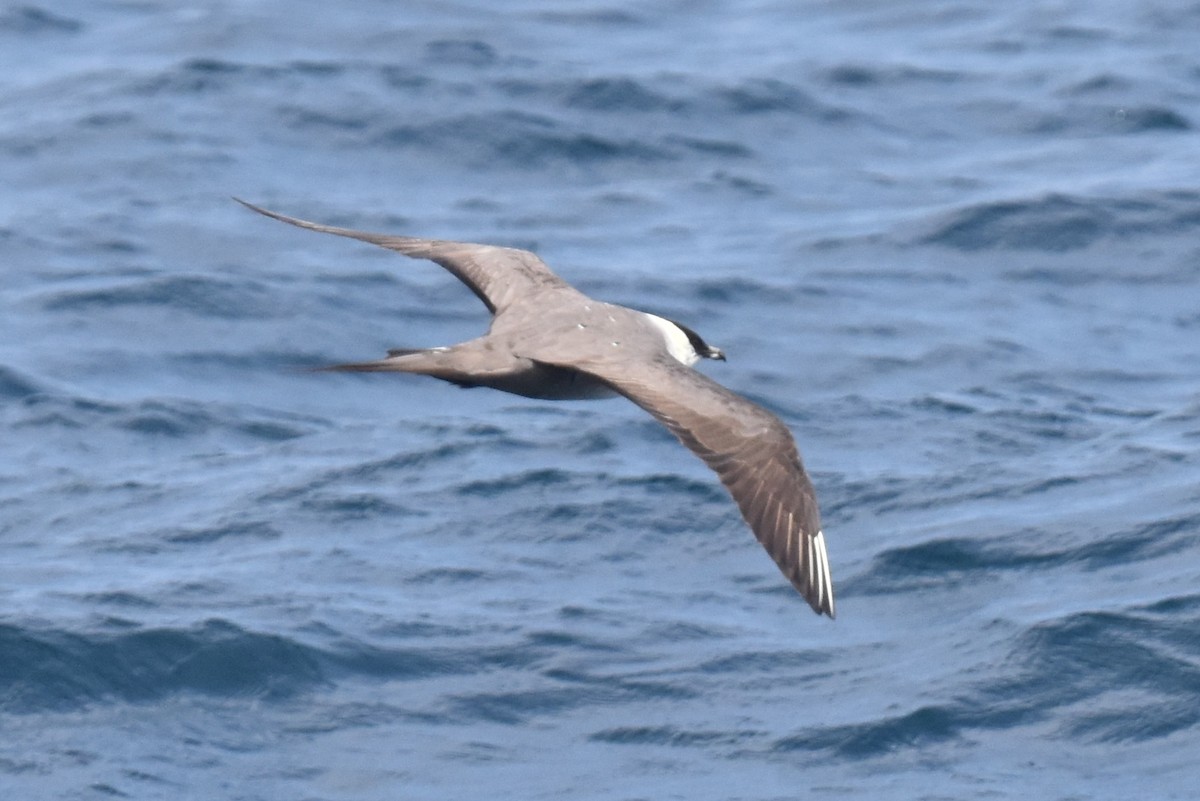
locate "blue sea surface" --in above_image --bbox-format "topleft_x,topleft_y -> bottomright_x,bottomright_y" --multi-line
3,1 -> 1200,798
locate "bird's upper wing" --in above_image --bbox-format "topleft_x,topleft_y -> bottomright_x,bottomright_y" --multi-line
557,355 -> 834,617
235,199 -> 570,314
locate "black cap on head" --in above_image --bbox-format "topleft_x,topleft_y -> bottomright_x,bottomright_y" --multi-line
670,319 -> 725,361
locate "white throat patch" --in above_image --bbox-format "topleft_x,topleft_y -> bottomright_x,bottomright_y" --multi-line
644,313 -> 700,366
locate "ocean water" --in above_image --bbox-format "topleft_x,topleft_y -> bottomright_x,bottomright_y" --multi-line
3,1 -> 1200,798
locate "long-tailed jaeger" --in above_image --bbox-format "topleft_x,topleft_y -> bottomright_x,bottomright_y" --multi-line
238,199 -> 835,617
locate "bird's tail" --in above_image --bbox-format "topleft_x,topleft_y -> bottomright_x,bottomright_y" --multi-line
317,348 -> 422,371
316,348 -> 477,387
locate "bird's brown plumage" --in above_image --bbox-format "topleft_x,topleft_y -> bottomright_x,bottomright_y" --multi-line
237,198 -> 835,617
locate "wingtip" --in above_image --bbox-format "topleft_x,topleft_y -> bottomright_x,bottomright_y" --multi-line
232,196 -> 275,218
809,592 -> 836,619
232,197 -> 351,238
808,528 -> 836,619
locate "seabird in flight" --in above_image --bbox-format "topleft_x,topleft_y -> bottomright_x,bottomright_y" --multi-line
237,199 -> 835,617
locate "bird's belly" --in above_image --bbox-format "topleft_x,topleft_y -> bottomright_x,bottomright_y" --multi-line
478,363 -> 618,401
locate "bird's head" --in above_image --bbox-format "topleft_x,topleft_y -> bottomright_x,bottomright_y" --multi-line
687,330 -> 726,362
645,314 -> 726,365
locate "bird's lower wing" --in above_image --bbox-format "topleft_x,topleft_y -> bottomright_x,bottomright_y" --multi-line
553,356 -> 834,617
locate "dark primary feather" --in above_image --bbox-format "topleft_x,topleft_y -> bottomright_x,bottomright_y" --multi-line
546,355 -> 835,617
233,198 -> 569,313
